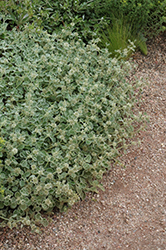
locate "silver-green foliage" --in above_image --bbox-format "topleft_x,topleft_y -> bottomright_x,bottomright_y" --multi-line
0,24 -> 145,230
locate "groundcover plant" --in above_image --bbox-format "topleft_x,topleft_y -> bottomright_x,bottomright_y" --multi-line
0,24 -> 146,232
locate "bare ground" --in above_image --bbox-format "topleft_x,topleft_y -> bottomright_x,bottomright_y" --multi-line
0,32 -> 166,250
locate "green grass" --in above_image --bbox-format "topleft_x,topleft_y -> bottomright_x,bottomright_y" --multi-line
98,15 -> 148,59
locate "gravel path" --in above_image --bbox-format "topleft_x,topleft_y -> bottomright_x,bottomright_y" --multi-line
0,32 -> 166,250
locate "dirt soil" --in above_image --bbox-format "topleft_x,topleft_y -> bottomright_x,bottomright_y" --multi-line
0,32 -> 166,250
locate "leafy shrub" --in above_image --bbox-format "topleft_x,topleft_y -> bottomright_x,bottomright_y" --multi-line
30,0 -> 102,42
98,15 -> 147,59
0,0 -> 100,42
0,24 -> 146,231
1,0 -> 165,41
0,0 -> 38,30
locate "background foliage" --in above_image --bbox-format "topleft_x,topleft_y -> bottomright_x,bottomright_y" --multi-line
0,0 -> 165,39
92,0 -> 166,37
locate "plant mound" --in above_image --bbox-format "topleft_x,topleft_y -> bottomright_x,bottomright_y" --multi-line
0,25 -> 145,231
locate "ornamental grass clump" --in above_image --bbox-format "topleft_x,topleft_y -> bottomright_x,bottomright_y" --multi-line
0,24 -> 146,231
98,15 -> 148,59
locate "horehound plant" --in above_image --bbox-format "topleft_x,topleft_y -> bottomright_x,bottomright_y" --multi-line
0,23 -> 147,232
